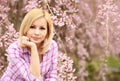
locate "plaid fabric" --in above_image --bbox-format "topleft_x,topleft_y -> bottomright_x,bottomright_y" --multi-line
0,40 -> 58,81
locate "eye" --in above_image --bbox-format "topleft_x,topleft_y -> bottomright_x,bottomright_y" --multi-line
40,27 -> 46,30
30,26 -> 35,29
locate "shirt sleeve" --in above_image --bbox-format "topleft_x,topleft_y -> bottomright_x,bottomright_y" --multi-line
44,41 -> 58,81
1,43 -> 43,81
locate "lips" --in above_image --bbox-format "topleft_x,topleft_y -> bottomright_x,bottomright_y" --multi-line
31,37 -> 40,41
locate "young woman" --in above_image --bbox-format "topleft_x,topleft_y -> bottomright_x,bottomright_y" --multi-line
0,8 -> 58,81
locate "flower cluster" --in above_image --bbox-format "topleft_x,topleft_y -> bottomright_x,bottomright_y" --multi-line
0,24 -> 19,49
57,52 -> 77,81
0,0 -> 19,76
23,0 -> 42,12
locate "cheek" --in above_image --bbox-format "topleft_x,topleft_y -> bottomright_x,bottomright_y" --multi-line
26,31 -> 32,37
45,31 -> 47,36
42,30 -> 47,36
44,31 -> 48,39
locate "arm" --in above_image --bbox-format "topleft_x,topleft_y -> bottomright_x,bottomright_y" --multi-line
21,36 -> 40,78
0,43 -> 42,81
44,41 -> 58,81
30,45 -> 40,78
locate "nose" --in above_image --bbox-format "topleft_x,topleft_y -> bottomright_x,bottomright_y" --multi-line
34,29 -> 40,35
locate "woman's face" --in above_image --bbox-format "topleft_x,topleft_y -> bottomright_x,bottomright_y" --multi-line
26,17 -> 47,46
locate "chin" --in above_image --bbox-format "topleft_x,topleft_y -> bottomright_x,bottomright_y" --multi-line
34,41 -> 41,44
31,39 -> 44,44
35,40 -> 43,44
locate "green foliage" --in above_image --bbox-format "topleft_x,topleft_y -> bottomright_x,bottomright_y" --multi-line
106,71 -> 120,81
86,60 -> 99,81
106,56 -> 120,81
106,56 -> 120,68
86,56 -> 120,81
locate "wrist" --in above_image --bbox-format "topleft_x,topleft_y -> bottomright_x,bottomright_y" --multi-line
30,44 -> 37,50
30,44 -> 39,57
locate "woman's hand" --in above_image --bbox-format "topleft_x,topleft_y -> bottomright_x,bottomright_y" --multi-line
21,36 -> 36,49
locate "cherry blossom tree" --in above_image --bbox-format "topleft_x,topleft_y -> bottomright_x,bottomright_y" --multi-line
0,0 -> 120,81
0,0 -> 77,80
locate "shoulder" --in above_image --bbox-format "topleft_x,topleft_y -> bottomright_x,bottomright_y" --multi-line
7,40 -> 26,54
8,40 -> 20,50
51,40 -> 58,47
7,40 -> 29,52
7,40 -> 29,58
6,41 -> 21,58
50,40 -> 58,49
46,40 -> 58,53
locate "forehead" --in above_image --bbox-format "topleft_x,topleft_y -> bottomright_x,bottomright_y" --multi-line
32,17 -> 47,26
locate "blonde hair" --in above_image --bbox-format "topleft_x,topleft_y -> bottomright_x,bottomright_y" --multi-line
19,8 -> 54,54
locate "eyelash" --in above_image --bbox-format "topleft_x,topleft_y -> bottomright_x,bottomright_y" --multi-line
30,26 -> 46,30
30,26 -> 35,28
40,27 -> 45,30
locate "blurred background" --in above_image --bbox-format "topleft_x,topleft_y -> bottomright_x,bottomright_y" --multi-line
0,0 -> 120,81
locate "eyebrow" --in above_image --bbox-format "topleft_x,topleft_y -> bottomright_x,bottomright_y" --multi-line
31,24 -> 46,27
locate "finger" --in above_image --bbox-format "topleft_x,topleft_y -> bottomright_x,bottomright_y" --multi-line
22,36 -> 29,41
21,36 -> 29,47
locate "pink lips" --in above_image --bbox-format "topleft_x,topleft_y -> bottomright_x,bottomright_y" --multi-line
32,37 -> 40,41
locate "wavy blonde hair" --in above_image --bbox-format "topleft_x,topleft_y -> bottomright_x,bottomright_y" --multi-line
19,8 -> 54,54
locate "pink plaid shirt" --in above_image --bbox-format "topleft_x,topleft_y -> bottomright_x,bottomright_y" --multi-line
0,40 -> 58,81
